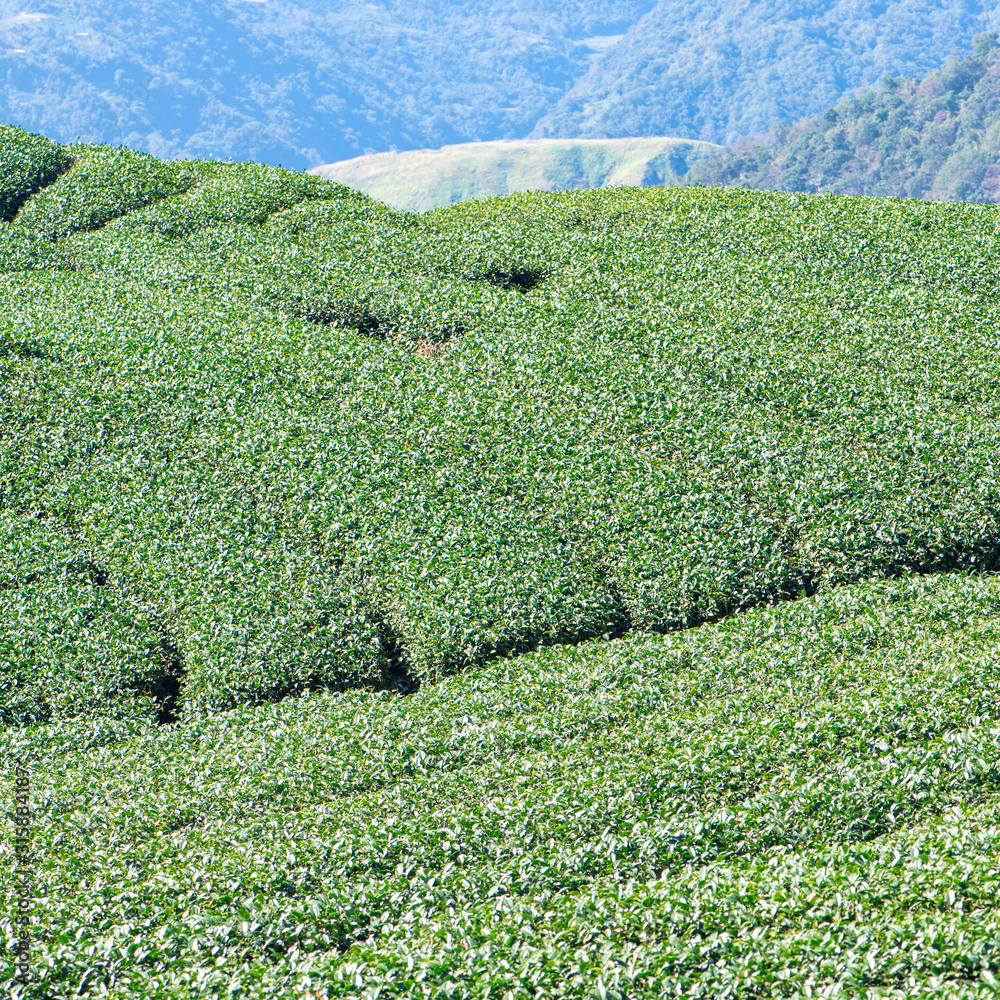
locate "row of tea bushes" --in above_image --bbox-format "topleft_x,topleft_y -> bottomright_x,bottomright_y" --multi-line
0,122 -> 73,225
9,144 -> 203,242
2,570 -> 999,995
0,123 -> 72,273
0,123 -> 72,223
95,161 -> 362,241
1,270 -> 399,721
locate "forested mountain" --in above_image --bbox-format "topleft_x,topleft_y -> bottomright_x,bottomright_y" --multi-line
0,0 -> 649,168
687,31 -> 1000,202
531,0 -> 1000,145
3,0 -> 1000,169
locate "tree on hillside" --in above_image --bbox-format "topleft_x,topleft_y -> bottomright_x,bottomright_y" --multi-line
685,31 -> 1000,204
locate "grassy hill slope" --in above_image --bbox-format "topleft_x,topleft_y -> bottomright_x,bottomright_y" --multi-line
307,32 -> 1000,213
4,121 -> 1000,996
307,137 -> 723,212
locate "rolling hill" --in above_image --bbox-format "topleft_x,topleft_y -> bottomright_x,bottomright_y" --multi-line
307,136 -> 723,212
530,0 -> 1000,145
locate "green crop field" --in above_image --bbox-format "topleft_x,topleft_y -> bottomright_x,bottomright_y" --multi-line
3,120 -> 1000,998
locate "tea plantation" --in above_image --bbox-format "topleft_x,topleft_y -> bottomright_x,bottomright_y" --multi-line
2,120 -> 1000,997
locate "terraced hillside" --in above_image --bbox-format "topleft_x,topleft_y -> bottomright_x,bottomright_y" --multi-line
3,121 -> 1000,997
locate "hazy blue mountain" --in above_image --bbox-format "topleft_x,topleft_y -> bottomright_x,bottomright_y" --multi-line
2,0 -> 1000,169
531,0 -> 1000,145
0,0 -> 650,168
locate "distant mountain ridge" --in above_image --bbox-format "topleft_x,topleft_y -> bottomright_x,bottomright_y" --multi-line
2,0 -> 1000,168
308,136 -> 723,213
530,0 -> 1000,145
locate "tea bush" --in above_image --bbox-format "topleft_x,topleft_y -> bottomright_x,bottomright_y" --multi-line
9,144 -> 203,242
0,124 -> 72,224
3,124 -> 1000,996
